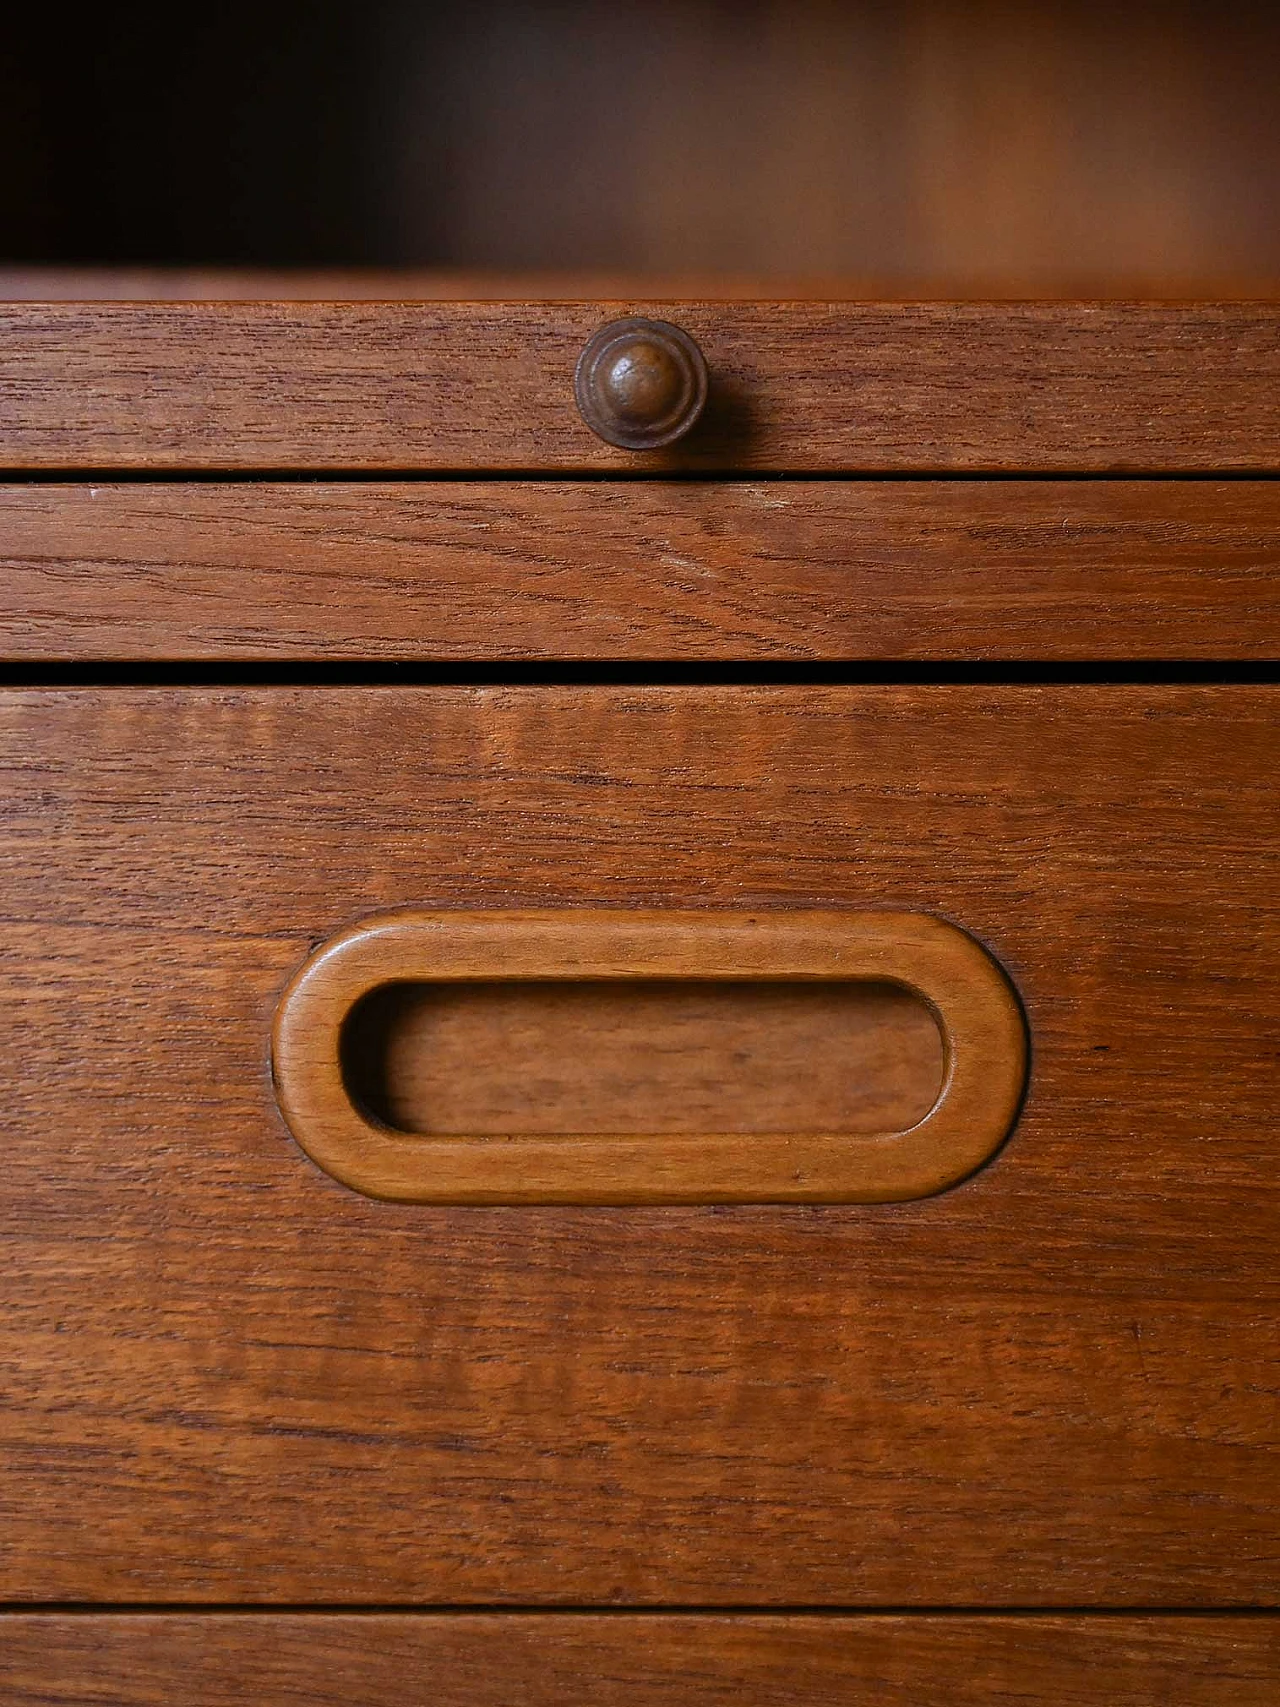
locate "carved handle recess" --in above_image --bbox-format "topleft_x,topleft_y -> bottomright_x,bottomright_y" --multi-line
272,909 -> 1026,1205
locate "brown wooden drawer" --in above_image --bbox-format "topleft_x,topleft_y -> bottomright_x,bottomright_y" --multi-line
2,684 -> 1274,1605
3,480 -> 1279,661
0,301 -> 1277,472
1,1613 -> 1276,1707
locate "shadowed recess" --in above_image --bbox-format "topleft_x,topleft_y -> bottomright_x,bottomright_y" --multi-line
342,977 -> 946,1138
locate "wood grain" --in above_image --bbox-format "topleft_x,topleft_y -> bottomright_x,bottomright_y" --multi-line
4,480 -> 1280,660
273,908 -> 1021,1203
0,686 -> 1275,1603
0,302 -> 1276,471
1,1614 -> 1275,1707
349,976 -> 943,1137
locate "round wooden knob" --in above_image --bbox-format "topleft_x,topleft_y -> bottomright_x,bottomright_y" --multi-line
574,318 -> 709,450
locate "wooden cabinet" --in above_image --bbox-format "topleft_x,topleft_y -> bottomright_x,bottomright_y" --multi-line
0,299 -> 1275,1703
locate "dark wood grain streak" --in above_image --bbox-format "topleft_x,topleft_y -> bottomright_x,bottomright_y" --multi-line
0,686 -> 1275,1603
3,481 -> 1280,659
0,303 -> 1277,471
1,1615 -> 1275,1707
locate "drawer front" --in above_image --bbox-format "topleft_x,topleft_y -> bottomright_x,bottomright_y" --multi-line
0,301 -> 1277,471
3,481 -> 1279,661
1,1614 -> 1276,1707
0,685 -> 1275,1603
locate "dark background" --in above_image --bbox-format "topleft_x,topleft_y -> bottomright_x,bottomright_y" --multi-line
3,1 -> 1279,290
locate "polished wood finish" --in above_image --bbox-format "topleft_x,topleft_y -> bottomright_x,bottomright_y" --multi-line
1,1614 -> 1275,1707
0,302 -> 1277,471
1,685 -> 1274,1604
4,479 -> 1280,661
347,976 -> 943,1138
273,909 -> 1021,1203
574,318 -> 709,449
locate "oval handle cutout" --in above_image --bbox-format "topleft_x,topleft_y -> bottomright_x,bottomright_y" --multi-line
272,909 -> 1026,1204
343,978 -> 947,1138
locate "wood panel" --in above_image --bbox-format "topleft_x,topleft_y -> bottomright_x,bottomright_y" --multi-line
1,1615 -> 1275,1707
0,303 -> 1277,471
5,480 -> 1280,660
0,686 -> 1276,1602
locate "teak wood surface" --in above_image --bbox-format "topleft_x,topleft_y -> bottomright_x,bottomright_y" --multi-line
350,975 -> 944,1137
0,302 -> 1277,470
3,480 -> 1280,660
1,685 -> 1275,1605
0,1614 -> 1275,1707
272,908 -> 1024,1203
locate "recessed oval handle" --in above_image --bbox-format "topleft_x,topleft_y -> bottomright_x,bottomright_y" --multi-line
574,317 -> 709,450
272,909 -> 1026,1205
